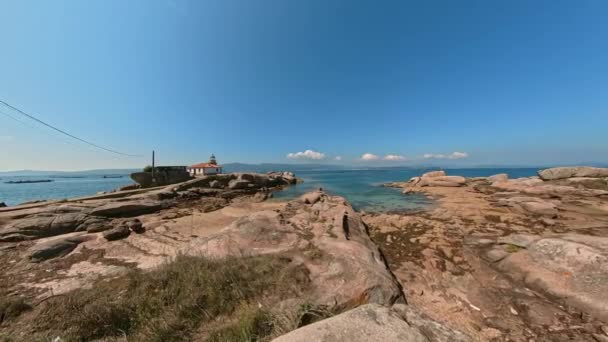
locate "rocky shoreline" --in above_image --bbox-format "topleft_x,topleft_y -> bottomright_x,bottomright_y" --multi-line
374,166 -> 608,341
0,171 -> 468,341
1,167 -> 607,340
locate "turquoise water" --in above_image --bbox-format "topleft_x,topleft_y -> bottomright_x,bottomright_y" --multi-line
0,168 -> 539,211
273,168 -> 538,212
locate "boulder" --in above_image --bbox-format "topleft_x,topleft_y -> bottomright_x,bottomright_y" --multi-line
490,177 -> 608,198
28,234 -> 92,262
0,213 -> 88,242
188,191 -> 404,308
0,202 -> 6,208
267,171 -> 299,185
126,219 -> 145,234
520,201 -> 558,216
102,225 -> 131,241
538,166 -> 608,180
81,217 -> 112,233
208,180 -> 223,189
497,234 -> 608,321
237,173 -> 255,182
422,170 -> 446,178
496,196 -> 558,216
272,304 -> 470,342
89,200 -> 162,217
300,191 -> 323,205
488,173 -> 508,182
228,179 -> 252,190
419,176 -> 466,187
554,177 -> 608,190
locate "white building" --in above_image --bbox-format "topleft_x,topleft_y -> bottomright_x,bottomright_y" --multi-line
187,154 -> 223,176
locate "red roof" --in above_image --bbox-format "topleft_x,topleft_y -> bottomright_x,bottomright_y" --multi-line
189,163 -> 221,168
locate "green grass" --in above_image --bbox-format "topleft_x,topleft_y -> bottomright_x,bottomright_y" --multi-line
24,254 -> 313,341
505,244 -> 524,253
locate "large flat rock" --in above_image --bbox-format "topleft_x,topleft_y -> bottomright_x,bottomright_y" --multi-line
497,234 -> 608,321
28,233 -> 94,262
538,166 -> 608,180
272,304 -> 470,342
188,191 -> 404,308
0,212 -> 89,242
89,200 -> 162,217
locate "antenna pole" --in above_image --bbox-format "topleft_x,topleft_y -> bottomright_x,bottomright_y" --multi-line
152,150 -> 156,184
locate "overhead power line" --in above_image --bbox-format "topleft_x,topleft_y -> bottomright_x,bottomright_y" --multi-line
0,99 -> 142,157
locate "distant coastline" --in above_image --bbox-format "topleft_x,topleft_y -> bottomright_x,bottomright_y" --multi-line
4,162 -> 607,176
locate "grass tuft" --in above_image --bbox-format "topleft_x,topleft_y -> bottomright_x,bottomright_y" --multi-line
0,297 -> 31,324
505,244 -> 524,253
28,254 -> 311,341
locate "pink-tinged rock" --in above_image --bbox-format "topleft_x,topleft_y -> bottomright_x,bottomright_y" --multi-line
187,191 -> 404,308
488,173 -> 508,182
421,170 -> 446,178
520,201 -> 558,216
496,196 -> 559,216
89,200 -> 162,217
538,166 -> 608,180
419,176 -> 466,187
497,234 -> 608,321
272,304 -> 471,342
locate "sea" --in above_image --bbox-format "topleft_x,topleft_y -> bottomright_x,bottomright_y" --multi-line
0,168 -> 538,212
0,171 -> 134,206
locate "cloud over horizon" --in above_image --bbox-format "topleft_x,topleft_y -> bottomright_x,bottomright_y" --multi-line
286,149 -> 326,160
360,153 -> 380,161
423,151 -> 469,160
383,154 -> 406,161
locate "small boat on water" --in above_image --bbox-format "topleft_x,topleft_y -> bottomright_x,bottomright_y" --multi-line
49,176 -> 85,179
103,175 -> 124,178
4,179 -> 54,184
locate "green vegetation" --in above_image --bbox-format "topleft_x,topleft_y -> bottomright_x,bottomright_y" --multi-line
505,244 -> 524,253
0,297 -> 31,324
143,165 -> 153,172
18,254 -> 318,341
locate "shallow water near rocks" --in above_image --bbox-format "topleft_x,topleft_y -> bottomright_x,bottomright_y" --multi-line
272,168 -> 538,213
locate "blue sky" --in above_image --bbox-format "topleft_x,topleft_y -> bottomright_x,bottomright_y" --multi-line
1,0 -> 607,170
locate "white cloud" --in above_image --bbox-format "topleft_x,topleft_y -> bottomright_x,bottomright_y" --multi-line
383,154 -> 406,161
360,153 -> 380,161
335,156 -> 342,161
287,149 -> 326,160
423,151 -> 469,160
450,151 -> 468,159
